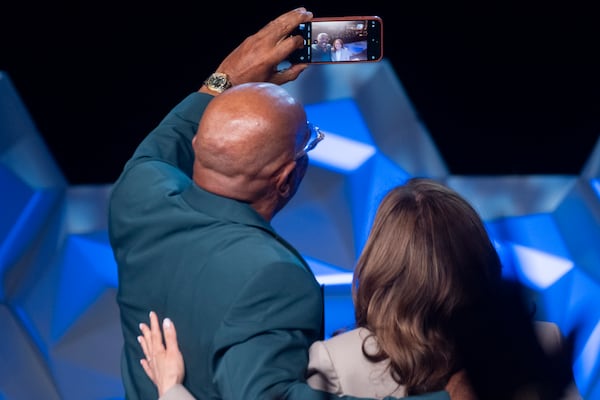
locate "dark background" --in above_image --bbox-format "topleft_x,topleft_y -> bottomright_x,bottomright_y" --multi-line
2,1 -> 599,185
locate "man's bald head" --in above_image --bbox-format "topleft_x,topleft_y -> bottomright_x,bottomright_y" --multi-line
192,82 -> 310,220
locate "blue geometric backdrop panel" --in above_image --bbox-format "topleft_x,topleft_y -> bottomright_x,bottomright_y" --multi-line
1,62 -> 598,398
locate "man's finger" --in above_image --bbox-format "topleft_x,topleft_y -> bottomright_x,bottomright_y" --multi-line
272,64 -> 308,85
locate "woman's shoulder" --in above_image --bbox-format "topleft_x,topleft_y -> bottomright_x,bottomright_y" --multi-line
309,327 -> 408,398
321,327 -> 374,348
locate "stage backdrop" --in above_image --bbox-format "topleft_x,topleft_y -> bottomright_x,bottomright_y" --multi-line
1,61 -> 599,399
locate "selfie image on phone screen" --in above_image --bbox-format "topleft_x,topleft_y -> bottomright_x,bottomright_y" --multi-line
288,17 -> 383,64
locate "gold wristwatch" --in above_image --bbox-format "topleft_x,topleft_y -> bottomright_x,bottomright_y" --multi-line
203,72 -> 232,93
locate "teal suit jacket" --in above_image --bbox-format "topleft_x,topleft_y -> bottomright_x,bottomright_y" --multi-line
109,92 -> 449,400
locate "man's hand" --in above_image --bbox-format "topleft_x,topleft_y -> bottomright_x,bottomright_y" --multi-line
200,7 -> 312,94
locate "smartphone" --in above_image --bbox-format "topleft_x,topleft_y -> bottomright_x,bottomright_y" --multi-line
287,16 -> 383,64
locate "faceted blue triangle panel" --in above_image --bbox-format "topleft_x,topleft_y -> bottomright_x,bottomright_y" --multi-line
1,62 -> 599,399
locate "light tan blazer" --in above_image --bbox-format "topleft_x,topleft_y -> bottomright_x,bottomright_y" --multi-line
306,327 -> 406,398
306,322 -> 580,400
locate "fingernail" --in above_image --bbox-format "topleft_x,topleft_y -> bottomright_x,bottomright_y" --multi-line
164,318 -> 172,328
137,335 -> 142,343
139,323 -> 143,331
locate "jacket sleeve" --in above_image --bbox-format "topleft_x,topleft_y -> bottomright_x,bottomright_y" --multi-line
211,260 -> 325,399
123,92 -> 213,177
108,92 -> 213,268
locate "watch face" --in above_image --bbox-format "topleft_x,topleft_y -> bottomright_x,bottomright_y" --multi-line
213,76 -> 226,86
206,73 -> 231,92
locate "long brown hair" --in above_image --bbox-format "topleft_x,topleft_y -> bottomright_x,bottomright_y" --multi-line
352,178 -> 503,394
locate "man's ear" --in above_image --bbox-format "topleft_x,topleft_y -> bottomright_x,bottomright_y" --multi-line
276,160 -> 297,199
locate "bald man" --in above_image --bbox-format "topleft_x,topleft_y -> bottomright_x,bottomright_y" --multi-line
109,7 -> 450,400
191,82 -> 310,221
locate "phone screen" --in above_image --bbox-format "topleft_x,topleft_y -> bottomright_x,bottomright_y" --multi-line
288,17 -> 383,64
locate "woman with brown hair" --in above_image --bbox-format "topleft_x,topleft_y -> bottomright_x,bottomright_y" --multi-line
306,178 -> 574,399
305,177 -> 503,396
